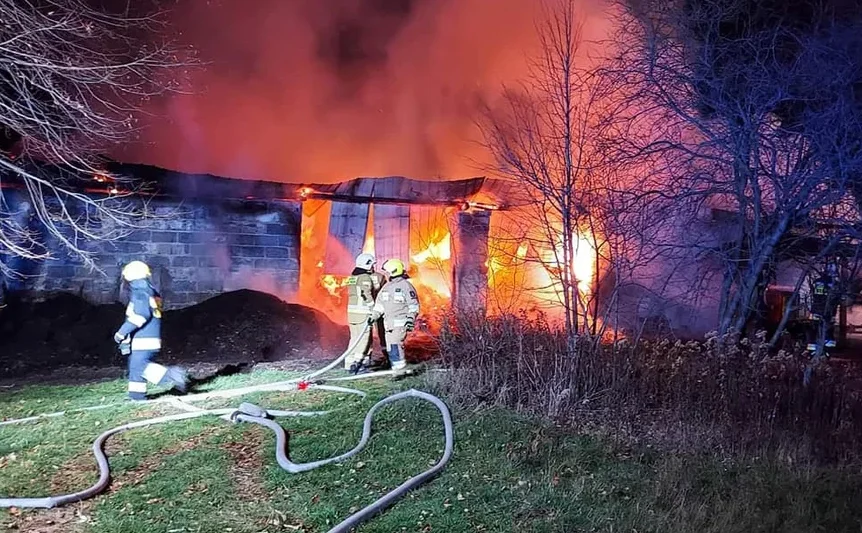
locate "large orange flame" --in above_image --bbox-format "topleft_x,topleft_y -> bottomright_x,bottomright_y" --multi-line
544,233 -> 597,297
296,200 -> 601,329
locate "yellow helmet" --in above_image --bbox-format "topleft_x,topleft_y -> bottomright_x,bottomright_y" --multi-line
121,260 -> 151,282
381,258 -> 405,277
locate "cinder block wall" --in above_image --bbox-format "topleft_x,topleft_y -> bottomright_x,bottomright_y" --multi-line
3,191 -> 301,309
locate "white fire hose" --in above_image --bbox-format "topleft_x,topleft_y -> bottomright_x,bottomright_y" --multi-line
0,323 -> 454,533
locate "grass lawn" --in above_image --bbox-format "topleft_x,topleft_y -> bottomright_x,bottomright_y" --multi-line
1,370 -> 861,532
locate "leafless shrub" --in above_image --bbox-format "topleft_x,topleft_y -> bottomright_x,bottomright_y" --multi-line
429,313 -> 862,464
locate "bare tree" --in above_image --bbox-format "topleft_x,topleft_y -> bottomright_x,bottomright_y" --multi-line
0,0 -> 192,276
477,0 -> 630,350
603,0 -> 862,337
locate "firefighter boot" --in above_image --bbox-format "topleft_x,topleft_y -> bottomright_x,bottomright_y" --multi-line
164,366 -> 190,394
366,358 -> 391,372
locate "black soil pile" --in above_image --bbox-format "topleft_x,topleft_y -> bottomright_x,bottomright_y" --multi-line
0,290 -> 347,378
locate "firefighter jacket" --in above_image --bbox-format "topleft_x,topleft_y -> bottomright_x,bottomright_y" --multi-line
116,279 -> 163,352
371,276 -> 420,330
811,275 -> 834,317
346,271 -> 385,324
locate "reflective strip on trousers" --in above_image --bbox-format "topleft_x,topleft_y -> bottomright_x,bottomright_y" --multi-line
142,363 -> 168,384
131,337 -> 162,351
347,305 -> 373,314
128,381 -> 147,393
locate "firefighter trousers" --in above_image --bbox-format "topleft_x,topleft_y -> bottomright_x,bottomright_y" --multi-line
385,326 -> 408,370
127,350 -> 169,401
345,321 -> 372,368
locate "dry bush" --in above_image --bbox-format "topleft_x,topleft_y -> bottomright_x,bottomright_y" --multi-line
430,313 -> 862,464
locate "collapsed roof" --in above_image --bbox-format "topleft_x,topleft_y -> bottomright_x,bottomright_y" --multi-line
106,162 -> 528,210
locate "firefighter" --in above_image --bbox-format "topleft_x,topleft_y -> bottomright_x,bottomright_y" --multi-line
807,266 -> 838,353
344,253 -> 386,372
367,258 -> 420,371
113,261 -> 189,401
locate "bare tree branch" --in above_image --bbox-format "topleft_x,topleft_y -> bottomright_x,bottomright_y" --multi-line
603,0 -> 862,336
0,0 -> 196,275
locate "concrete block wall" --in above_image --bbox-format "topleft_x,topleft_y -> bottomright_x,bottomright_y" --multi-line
3,191 -> 301,309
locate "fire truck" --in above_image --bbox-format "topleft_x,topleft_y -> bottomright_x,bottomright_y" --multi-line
763,268 -> 862,353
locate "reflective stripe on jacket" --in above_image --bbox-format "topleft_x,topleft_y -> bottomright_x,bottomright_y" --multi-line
372,276 -> 420,330
346,271 -> 384,324
117,279 -> 163,352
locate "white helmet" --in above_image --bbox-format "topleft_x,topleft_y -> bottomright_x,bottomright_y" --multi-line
355,253 -> 376,270
122,260 -> 151,282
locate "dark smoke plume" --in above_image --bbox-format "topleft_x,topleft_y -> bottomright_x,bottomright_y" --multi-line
113,0 -> 610,183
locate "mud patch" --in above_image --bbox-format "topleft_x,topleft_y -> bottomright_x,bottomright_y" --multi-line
50,437 -> 129,494
25,425 -> 224,532
3,505 -> 92,533
224,427 -> 269,502
108,426 -> 224,493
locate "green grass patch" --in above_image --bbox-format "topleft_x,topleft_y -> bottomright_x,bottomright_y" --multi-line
0,371 -> 860,532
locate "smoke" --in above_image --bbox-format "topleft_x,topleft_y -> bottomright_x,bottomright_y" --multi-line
113,0 -> 611,183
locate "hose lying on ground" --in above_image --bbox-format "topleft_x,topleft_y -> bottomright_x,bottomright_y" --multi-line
0,322 -> 455,533
233,389 -> 454,533
0,322 -> 373,428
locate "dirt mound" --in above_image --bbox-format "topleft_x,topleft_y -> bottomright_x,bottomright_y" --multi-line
161,289 -> 346,364
0,289 -> 347,378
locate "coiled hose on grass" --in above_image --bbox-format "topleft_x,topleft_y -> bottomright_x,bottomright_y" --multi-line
0,323 -> 455,533
233,389 -> 454,533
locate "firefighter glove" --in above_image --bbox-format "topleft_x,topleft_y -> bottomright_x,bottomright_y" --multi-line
113,332 -> 127,344
118,342 -> 131,356
405,318 -> 415,331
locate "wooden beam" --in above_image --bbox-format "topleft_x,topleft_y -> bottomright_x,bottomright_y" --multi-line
373,204 -> 410,264
323,202 -> 369,274
451,210 -> 491,315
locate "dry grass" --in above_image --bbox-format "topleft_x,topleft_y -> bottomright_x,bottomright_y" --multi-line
430,313 -> 862,465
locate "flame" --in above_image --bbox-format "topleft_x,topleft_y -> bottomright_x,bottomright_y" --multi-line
296,199 -> 601,330
484,209 -> 601,324
543,233 -> 596,296
362,233 -> 375,255
409,207 -> 454,306
320,274 -> 349,297
410,233 -> 451,264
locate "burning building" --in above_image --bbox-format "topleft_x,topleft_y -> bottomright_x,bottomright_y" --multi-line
292,174 -> 528,325
1,162 -> 561,327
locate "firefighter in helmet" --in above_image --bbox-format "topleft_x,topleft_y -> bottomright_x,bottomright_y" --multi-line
807,264 -> 838,353
344,253 -> 386,372
113,261 -> 189,401
368,258 -> 420,371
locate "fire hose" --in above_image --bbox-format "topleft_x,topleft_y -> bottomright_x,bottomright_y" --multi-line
0,323 -> 455,533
